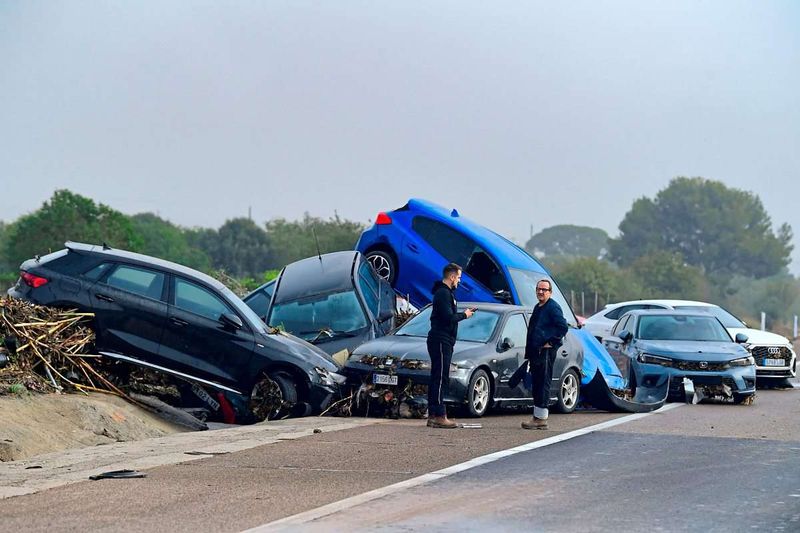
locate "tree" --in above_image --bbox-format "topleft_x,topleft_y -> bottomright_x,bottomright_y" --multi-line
526,225 -> 610,263
212,218 -> 273,277
609,177 -> 793,280
726,274 -> 800,329
0,222 -> 11,271
265,213 -> 365,268
4,190 -> 141,267
551,257 -> 629,301
627,251 -> 710,300
130,213 -> 211,271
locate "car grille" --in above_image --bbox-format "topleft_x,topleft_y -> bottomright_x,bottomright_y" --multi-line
673,360 -> 728,371
750,345 -> 792,365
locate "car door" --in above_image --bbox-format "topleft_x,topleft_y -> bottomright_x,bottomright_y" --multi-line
494,312 -> 529,398
88,263 -> 168,362
159,276 -> 256,390
357,261 -> 395,335
603,314 -> 634,380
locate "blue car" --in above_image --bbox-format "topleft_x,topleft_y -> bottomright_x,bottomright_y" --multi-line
602,310 -> 756,404
356,198 -> 627,393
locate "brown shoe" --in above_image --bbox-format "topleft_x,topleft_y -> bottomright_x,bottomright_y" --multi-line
521,417 -> 548,430
427,416 -> 458,429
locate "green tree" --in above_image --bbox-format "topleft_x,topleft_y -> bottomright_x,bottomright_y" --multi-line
609,177 -> 793,280
4,190 -> 141,267
551,257 -> 629,301
130,213 -> 211,271
627,251 -> 709,300
526,225 -> 610,265
265,213 -> 365,268
0,221 -> 11,272
211,218 -> 273,277
726,274 -> 800,329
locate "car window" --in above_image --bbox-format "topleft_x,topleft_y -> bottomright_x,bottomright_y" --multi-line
465,249 -> 509,293
507,268 -> 577,327
246,290 -> 271,320
637,315 -> 731,341
357,262 -> 380,316
613,314 -> 631,336
83,262 -> 114,281
411,216 -> 475,266
269,290 -> 368,341
500,313 -> 528,348
394,306 -> 500,343
174,278 -> 233,321
105,265 -> 165,300
673,305 -> 745,328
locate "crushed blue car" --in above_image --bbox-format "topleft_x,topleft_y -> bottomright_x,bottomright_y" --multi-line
356,198 -> 665,413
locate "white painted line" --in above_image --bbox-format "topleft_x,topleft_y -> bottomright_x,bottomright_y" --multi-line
244,403 -> 684,532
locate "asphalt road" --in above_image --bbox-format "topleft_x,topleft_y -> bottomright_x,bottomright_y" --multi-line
1,382 -> 798,532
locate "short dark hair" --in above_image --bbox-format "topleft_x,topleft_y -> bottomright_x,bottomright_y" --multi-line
443,263 -> 462,278
536,279 -> 552,290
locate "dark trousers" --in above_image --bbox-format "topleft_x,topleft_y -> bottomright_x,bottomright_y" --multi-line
530,347 -> 557,410
427,337 -> 453,417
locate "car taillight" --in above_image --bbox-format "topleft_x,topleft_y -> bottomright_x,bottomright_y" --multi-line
21,271 -> 49,288
375,212 -> 392,225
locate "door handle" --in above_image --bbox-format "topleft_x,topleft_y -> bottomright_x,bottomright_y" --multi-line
561,350 -> 568,357
170,317 -> 189,327
406,243 -> 419,253
95,294 -> 114,302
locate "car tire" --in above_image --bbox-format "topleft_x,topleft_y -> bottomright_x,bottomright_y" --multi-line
249,371 -> 299,421
554,369 -> 580,414
366,250 -> 397,285
733,393 -> 755,406
464,369 -> 492,418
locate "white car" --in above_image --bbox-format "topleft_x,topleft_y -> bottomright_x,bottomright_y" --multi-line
584,299 -> 797,381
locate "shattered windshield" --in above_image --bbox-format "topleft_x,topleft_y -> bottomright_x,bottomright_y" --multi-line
269,290 -> 368,342
394,306 -> 501,343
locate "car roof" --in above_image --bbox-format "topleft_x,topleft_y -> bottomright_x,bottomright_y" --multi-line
604,299 -> 718,309
65,242 -> 229,292
624,309 -> 723,318
400,199 -> 547,273
420,301 -> 530,314
272,251 -> 359,302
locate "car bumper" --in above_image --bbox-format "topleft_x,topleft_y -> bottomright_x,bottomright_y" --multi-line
754,355 -> 796,379
343,363 -> 471,405
636,365 -> 756,399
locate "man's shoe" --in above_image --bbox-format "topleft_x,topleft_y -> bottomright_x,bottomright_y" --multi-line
427,416 -> 458,429
521,417 -> 548,430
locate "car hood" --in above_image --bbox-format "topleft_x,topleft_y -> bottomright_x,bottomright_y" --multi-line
726,327 -> 791,346
262,330 -> 340,371
634,340 -> 750,361
348,335 -> 486,365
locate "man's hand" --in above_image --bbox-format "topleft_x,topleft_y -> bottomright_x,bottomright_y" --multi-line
464,308 -> 476,318
542,342 -> 552,348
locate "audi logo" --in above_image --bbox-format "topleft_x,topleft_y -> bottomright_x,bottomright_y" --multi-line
768,347 -> 781,355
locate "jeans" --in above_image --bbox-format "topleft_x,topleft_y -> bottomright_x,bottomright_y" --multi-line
427,337 -> 453,417
530,347 -> 557,419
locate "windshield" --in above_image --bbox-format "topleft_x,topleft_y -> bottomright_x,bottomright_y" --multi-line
508,268 -> 577,326
673,305 -> 745,328
637,315 -> 732,342
269,290 -> 368,342
394,306 -> 501,343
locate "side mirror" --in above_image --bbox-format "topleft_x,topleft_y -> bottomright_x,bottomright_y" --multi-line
499,337 -> 515,351
619,329 -> 633,343
735,333 -> 749,344
219,312 -> 243,330
493,290 -> 512,304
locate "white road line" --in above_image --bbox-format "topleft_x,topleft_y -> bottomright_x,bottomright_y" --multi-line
244,403 -> 684,532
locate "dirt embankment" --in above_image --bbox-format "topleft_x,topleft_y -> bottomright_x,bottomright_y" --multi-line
0,392 -> 186,462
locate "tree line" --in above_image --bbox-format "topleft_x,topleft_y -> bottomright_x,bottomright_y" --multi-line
526,177 -> 797,330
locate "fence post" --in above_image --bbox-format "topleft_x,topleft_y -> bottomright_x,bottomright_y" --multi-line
794,315 -> 798,339
760,312 -> 766,331
594,292 -> 598,314
571,290 -> 575,311
581,292 -> 585,316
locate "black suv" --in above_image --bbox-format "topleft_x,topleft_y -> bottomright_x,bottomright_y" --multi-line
8,242 -> 345,420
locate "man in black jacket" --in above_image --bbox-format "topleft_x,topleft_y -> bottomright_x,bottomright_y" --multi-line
522,278 -> 568,430
427,263 -> 475,428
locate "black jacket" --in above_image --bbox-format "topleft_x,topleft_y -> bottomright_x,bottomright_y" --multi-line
524,298 -> 568,360
427,281 -> 467,346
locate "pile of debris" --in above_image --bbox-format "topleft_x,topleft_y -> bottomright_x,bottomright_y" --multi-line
325,379 -> 428,419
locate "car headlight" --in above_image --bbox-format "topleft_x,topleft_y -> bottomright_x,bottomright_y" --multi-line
314,367 -> 346,386
637,353 -> 674,367
728,356 -> 755,367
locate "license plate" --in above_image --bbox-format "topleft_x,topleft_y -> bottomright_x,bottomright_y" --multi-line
763,358 -> 784,367
373,373 -> 398,385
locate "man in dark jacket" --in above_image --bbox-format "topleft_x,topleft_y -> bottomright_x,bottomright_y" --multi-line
522,278 -> 568,430
427,263 -> 475,428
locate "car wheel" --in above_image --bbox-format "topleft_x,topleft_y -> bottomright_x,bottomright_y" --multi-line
464,369 -> 492,417
733,393 -> 755,406
249,372 -> 298,421
366,250 -> 397,285
554,369 -> 580,414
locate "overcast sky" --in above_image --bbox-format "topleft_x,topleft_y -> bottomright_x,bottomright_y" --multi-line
1,1 -> 798,272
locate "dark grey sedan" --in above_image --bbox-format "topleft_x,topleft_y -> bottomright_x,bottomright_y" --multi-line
343,302 -> 584,417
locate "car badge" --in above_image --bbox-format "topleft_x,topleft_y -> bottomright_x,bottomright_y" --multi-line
698,361 -> 708,369
385,357 -> 394,365
768,347 -> 780,355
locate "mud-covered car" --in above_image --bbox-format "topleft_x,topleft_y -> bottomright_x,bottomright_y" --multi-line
8,242 -> 345,421
603,310 -> 756,404
244,251 -> 397,356
343,302 -> 584,417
